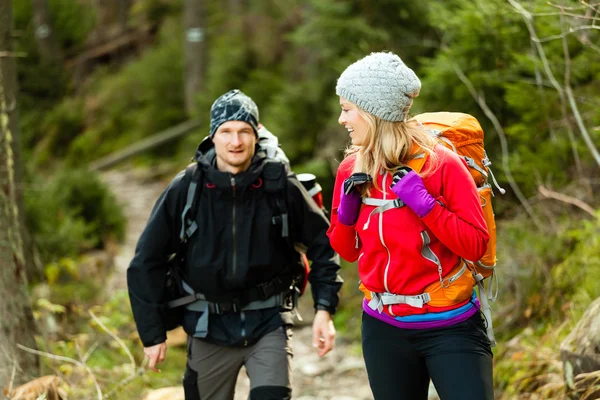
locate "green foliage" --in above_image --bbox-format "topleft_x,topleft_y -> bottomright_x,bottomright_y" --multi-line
66,17 -> 186,165
491,211 -> 600,398
332,260 -> 363,341
419,0 -> 600,203
12,0 -> 91,154
130,0 -> 182,26
10,1 -> 600,396
33,98 -> 86,166
48,0 -> 96,49
12,0 -> 95,52
34,290 -> 188,398
494,326 -> 567,399
25,168 -> 126,265
552,214 -> 600,306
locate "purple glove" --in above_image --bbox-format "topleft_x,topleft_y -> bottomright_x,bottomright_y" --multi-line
337,173 -> 372,226
390,167 -> 436,218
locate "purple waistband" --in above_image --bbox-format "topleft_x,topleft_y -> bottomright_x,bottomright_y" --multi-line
362,299 -> 479,329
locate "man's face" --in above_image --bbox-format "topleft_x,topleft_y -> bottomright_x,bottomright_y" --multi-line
212,120 -> 257,174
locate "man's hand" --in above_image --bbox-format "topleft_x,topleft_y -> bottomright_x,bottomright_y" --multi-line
312,310 -> 336,357
144,342 -> 167,372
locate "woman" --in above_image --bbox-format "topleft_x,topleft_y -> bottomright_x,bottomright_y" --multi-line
328,52 -> 494,399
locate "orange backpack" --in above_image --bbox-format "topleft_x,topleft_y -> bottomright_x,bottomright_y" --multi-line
358,112 -> 503,345
411,112 -> 504,346
411,112 -> 504,280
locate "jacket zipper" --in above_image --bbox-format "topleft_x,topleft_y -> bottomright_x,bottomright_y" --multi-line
241,311 -> 247,346
231,176 -> 237,278
230,176 -> 246,346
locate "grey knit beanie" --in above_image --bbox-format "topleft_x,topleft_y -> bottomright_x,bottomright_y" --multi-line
336,52 -> 421,122
209,89 -> 260,138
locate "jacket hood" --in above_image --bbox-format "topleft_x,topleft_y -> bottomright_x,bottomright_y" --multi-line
193,136 -> 267,191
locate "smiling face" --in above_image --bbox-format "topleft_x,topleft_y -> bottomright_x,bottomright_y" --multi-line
338,97 -> 369,146
212,120 -> 257,174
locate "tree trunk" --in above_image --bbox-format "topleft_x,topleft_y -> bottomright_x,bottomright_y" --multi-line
117,0 -> 132,34
0,6 -> 40,383
183,0 -> 206,117
32,0 -> 62,63
2,0 -> 41,283
91,0 -> 114,44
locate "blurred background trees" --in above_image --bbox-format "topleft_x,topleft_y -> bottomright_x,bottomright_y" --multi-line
2,0 -> 600,397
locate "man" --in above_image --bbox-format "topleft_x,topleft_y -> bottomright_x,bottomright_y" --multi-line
127,89 -> 343,399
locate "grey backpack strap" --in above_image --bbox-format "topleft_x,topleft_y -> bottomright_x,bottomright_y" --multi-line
180,163 -> 202,242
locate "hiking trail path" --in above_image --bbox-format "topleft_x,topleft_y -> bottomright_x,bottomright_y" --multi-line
102,168 -> 384,400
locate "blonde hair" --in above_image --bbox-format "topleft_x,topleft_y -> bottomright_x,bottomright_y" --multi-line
345,107 -> 438,194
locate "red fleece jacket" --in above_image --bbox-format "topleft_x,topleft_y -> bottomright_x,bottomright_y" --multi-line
327,145 -> 490,317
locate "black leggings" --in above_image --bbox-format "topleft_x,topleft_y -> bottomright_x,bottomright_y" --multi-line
362,312 -> 494,400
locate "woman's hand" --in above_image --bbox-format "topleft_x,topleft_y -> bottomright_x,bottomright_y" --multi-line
337,173 -> 371,226
390,167 -> 436,218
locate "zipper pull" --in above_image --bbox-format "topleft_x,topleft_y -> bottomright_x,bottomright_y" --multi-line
482,152 -> 506,195
230,175 -> 236,195
487,167 -> 506,195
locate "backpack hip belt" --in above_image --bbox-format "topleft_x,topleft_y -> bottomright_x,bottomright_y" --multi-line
362,260 -> 474,311
368,292 -> 432,310
169,271 -> 295,314
183,279 -> 287,314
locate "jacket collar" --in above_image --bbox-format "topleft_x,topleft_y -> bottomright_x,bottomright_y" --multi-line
194,137 -> 267,192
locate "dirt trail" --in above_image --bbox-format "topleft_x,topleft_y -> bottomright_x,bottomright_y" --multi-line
101,168 -> 376,399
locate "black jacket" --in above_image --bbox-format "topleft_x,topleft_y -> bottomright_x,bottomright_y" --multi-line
128,140 -> 342,347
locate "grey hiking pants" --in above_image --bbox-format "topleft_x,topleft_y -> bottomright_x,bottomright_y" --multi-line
187,326 -> 293,399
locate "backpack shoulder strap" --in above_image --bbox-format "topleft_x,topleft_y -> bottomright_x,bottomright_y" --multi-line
406,143 -> 428,173
262,160 -> 290,239
180,162 -> 203,242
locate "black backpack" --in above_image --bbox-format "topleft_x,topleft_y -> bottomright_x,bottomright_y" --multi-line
163,157 -> 309,331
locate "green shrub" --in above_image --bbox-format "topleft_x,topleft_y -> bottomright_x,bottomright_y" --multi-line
33,98 -> 86,166
25,168 -> 126,265
66,17 -> 186,166
13,0 -> 92,158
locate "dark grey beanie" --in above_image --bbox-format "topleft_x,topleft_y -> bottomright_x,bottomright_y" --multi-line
336,52 -> 421,122
209,89 -> 260,138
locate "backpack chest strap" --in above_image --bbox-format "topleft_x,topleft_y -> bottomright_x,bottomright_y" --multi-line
361,198 -> 405,230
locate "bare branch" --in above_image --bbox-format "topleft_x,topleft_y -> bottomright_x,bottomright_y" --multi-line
17,344 -> 85,367
449,61 -> 544,230
17,343 -> 103,400
508,0 -> 600,168
82,360 -> 103,400
7,361 -> 17,394
82,341 -> 99,363
567,24 -> 600,33
533,23 -> 600,43
529,11 -> 598,19
102,361 -> 147,399
538,185 -> 598,217
89,310 -> 136,374
0,51 -> 26,58
575,34 -> 600,54
531,42 -> 558,143
560,12 -> 585,179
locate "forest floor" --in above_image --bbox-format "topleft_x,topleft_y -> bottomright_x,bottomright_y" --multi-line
101,167 -> 384,400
